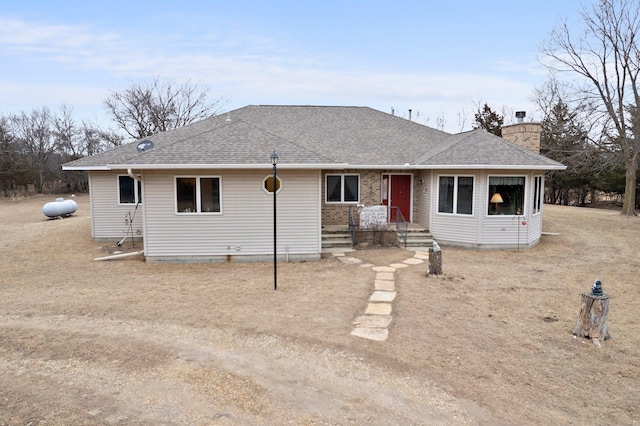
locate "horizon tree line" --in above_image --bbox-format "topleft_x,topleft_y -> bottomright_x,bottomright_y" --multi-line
3,0 -> 640,215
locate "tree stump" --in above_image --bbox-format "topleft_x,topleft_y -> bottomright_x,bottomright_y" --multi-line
572,293 -> 610,347
428,248 -> 442,275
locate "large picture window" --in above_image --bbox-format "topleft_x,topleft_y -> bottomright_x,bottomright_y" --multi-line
118,175 -> 142,204
176,176 -> 221,214
326,174 -> 359,203
488,176 -> 525,216
438,176 -> 474,215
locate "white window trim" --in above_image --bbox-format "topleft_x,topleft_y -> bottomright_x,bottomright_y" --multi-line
174,175 -> 222,215
117,174 -> 141,205
436,175 -> 475,216
325,173 -> 360,204
486,175 -> 527,217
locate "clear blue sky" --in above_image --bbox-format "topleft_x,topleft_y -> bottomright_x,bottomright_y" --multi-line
1,0 -> 586,133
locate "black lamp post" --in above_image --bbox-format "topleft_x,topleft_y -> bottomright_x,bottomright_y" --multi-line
270,150 -> 278,291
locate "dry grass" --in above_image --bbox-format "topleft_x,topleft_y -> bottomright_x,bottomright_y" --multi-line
1,194 -> 638,425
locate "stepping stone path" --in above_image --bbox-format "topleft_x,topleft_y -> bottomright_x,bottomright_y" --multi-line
332,251 -> 429,342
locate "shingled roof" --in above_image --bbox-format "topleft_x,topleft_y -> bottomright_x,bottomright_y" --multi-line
63,105 -> 565,171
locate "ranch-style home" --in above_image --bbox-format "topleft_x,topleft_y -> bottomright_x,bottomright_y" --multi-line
63,105 -> 565,262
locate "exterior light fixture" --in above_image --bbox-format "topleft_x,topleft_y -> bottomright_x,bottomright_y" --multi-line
271,150 -> 278,290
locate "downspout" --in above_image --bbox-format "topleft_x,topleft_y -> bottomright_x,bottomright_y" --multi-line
127,168 -> 140,182
126,168 -> 145,258
94,251 -> 144,261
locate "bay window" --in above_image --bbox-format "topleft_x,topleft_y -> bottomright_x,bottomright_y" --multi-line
533,175 -> 543,214
438,176 -> 474,215
488,176 -> 525,216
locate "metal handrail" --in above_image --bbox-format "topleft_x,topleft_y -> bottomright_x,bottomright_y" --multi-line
348,206 -> 356,245
389,206 -> 408,248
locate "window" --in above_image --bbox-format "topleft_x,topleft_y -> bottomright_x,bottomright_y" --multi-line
488,176 -> 525,216
438,176 -> 474,215
263,175 -> 282,193
533,175 -> 543,214
176,176 -> 221,213
326,174 -> 359,203
118,175 -> 142,204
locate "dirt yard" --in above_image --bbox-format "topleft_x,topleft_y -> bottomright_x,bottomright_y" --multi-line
0,194 -> 638,425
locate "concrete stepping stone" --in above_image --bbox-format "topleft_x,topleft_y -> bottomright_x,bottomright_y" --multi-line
352,315 -> 393,328
375,272 -> 395,281
365,303 -> 392,315
338,256 -> 362,264
332,252 -> 345,257
374,280 -> 395,291
369,291 -> 397,302
343,255 -> 423,342
359,263 -> 375,268
372,266 -> 395,272
351,327 -> 389,341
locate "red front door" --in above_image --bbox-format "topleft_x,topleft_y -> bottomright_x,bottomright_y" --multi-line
383,174 -> 412,222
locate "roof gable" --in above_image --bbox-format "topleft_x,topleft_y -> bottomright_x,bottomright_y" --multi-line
417,129 -> 565,169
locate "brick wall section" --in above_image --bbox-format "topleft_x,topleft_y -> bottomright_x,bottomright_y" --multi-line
322,169 -> 380,225
321,170 -> 418,226
502,123 -> 541,153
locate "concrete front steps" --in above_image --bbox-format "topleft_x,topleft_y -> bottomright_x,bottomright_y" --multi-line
396,228 -> 435,250
322,226 -> 436,252
321,229 -> 354,252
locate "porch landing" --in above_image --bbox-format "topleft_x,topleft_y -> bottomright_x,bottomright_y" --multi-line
322,223 -> 429,232
321,224 -> 434,253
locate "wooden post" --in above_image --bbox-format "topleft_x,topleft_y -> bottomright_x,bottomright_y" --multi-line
428,245 -> 442,275
572,293 -> 610,347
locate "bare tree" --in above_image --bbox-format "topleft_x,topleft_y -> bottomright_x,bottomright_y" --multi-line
52,104 -> 82,158
81,123 -> 124,155
0,115 -> 30,197
104,77 -> 228,140
541,0 -> 640,215
457,107 -> 469,132
10,107 -> 58,193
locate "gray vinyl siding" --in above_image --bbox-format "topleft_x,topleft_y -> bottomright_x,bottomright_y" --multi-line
88,171 -> 144,240
414,170 -> 431,229
142,169 -> 320,259
478,170 -> 540,246
430,170 -> 542,247
430,170 -> 481,244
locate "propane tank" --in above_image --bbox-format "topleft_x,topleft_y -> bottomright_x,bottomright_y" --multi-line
43,198 -> 78,218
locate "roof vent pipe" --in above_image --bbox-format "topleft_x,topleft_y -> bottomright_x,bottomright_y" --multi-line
516,111 -> 526,124
408,109 -> 412,121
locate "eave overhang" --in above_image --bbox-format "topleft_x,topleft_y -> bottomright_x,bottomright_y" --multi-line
63,163 -> 566,172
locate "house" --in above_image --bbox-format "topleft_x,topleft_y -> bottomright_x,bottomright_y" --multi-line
62,105 -> 565,262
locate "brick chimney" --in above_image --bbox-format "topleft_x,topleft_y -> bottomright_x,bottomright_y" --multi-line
501,112 -> 541,153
